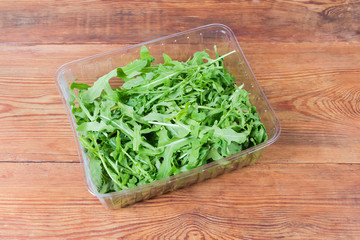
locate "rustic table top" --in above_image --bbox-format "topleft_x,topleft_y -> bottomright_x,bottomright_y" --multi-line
1,1 -> 359,239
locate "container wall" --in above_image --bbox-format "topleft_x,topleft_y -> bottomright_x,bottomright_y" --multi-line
55,24 -> 280,209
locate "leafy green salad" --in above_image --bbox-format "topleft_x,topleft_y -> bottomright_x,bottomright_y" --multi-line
69,46 -> 268,193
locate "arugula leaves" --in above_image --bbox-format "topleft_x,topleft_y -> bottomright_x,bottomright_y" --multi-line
70,46 -> 268,193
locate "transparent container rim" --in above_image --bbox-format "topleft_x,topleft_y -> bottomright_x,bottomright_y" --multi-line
55,23 -> 281,199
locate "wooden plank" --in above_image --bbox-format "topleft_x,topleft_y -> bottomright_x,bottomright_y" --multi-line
0,162 -> 359,239
0,43 -> 358,163
0,44 -> 127,161
247,43 -> 360,164
0,0 -> 359,44
1,0 -> 359,239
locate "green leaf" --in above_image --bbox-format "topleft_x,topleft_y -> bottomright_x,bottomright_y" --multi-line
186,138 -> 201,168
206,145 -> 223,161
213,126 -> 247,144
227,142 -> 243,155
163,53 -> 172,65
76,121 -> 114,132
78,135 -> 96,155
175,102 -> 190,121
89,158 -> 103,190
69,45 -> 267,194
122,75 -> 145,89
101,115 -> 134,139
166,123 -> 190,138
99,100 -> 115,119
251,124 -> 268,144
191,109 -> 206,122
157,128 -> 171,147
117,59 -> 147,80
157,137 -> 192,179
97,148 -> 122,189
133,124 -> 141,151
140,45 -> 155,66
189,51 -> 210,65
82,69 -> 117,103
70,82 -> 90,90
142,112 -> 173,122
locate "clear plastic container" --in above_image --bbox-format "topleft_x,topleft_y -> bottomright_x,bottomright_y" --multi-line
55,23 -> 281,209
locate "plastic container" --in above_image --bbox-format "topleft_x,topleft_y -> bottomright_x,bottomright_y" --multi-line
55,23 -> 281,209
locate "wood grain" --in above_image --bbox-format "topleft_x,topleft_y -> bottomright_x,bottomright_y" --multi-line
1,0 -> 360,238
0,0 -> 359,45
0,162 -> 359,239
0,43 -> 358,163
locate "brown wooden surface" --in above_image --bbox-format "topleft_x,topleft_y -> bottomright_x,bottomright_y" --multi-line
0,0 -> 359,239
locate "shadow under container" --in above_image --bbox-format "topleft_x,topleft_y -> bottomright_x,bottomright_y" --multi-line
55,24 -> 281,209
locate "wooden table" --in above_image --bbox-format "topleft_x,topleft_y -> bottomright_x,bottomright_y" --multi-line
1,1 -> 359,239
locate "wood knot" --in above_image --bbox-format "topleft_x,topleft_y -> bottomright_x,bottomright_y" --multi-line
184,229 -> 206,240
320,3 -> 360,21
